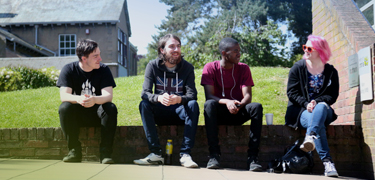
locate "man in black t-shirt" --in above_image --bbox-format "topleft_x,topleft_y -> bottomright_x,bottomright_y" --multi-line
56,39 -> 117,164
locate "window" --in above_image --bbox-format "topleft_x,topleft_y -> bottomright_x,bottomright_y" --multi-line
59,34 -> 76,56
355,0 -> 375,29
118,29 -> 128,67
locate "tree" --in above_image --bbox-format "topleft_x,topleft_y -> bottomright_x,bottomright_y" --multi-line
145,0 -> 311,69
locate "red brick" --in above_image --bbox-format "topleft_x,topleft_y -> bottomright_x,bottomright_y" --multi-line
35,148 -> 61,156
120,126 -> 127,138
10,128 -> 19,140
135,146 -> 149,154
0,149 -> 10,157
28,128 -> 37,140
36,128 -> 45,140
24,140 -> 48,148
79,127 -> 88,140
10,148 -> 35,156
87,127 -> 95,139
235,146 -> 248,153
2,129 -> 10,140
170,126 -> 177,136
49,140 -> 67,148
1,141 -> 21,148
54,128 -> 64,140
44,128 -> 54,140
20,128 -> 28,140
227,126 -> 235,137
218,126 -> 227,137
81,140 -> 100,147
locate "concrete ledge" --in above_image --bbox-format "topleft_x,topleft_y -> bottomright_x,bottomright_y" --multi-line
0,125 -> 371,179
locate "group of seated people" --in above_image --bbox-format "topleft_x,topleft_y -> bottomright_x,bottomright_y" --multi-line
56,34 -> 339,177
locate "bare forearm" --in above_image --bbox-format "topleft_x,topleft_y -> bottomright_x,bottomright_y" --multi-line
60,93 -> 80,103
93,94 -> 113,104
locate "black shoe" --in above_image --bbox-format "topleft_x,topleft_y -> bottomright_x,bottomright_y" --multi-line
247,156 -> 262,171
207,154 -> 221,169
63,149 -> 82,163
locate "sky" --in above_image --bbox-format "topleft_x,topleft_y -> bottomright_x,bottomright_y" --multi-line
127,0 -> 170,55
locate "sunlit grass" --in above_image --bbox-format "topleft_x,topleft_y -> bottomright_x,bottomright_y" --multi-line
0,67 -> 290,128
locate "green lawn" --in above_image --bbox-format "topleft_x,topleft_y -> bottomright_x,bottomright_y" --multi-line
0,67 -> 290,128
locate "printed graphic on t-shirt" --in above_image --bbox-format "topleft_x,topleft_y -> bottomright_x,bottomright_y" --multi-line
155,76 -> 183,95
81,80 -> 96,96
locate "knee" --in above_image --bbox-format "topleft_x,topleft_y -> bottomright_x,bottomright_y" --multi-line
314,103 -> 329,112
139,100 -> 152,111
59,102 -> 76,114
101,102 -> 118,116
247,102 -> 263,113
187,100 -> 199,111
204,99 -> 219,110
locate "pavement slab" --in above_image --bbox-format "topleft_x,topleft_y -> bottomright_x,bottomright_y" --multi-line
0,159 -> 363,180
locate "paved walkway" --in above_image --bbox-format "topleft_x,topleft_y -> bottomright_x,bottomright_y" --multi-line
0,158 -> 361,180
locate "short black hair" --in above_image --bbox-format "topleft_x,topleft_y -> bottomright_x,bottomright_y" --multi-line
157,34 -> 181,60
76,39 -> 98,61
219,37 -> 239,53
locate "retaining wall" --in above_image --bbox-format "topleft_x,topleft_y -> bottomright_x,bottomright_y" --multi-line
0,125 -> 370,179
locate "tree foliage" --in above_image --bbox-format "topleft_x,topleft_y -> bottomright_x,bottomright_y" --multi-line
145,0 -> 311,69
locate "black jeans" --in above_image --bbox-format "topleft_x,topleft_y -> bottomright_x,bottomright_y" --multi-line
204,99 -> 263,157
59,102 -> 117,157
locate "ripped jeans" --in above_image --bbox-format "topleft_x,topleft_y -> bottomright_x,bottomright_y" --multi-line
300,102 -> 334,161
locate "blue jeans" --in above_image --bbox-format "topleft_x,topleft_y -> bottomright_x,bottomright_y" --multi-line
300,102 -> 334,160
139,99 -> 199,155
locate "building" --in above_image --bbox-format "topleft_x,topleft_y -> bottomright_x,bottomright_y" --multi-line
0,0 -> 137,77
313,0 -> 375,178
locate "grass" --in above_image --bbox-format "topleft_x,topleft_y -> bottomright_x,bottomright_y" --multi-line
0,67 -> 290,128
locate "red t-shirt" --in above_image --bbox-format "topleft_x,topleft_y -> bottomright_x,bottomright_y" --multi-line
201,61 -> 254,101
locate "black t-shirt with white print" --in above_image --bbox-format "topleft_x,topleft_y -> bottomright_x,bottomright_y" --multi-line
56,61 -> 116,96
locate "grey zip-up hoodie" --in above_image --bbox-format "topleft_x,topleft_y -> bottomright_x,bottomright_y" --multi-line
141,57 -> 197,105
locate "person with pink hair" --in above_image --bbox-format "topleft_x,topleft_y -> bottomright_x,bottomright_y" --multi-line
285,35 -> 339,177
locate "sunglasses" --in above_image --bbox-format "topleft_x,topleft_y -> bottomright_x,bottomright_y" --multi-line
302,45 -> 315,53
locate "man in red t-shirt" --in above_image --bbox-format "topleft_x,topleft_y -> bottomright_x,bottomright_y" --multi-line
201,37 -> 263,171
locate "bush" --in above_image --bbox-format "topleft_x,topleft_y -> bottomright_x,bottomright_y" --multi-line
0,66 -> 60,92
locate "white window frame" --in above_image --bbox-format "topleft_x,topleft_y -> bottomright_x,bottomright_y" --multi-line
59,34 -> 76,56
357,0 -> 375,29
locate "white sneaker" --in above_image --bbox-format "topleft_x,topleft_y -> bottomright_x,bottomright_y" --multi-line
300,134 -> 317,152
133,153 -> 164,165
323,161 -> 339,177
180,154 -> 198,168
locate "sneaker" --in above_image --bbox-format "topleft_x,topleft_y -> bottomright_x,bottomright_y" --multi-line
180,154 -> 198,168
63,149 -> 82,163
300,134 -> 317,152
206,154 -> 220,169
101,158 -> 114,164
133,153 -> 164,165
323,161 -> 339,177
247,156 -> 262,172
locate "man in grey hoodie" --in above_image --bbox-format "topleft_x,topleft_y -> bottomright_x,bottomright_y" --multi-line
133,34 -> 199,168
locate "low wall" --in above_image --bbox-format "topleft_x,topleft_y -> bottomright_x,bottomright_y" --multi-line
0,125 -> 371,179
0,57 -> 77,70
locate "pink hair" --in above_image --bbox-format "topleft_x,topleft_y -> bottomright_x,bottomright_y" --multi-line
303,35 -> 332,64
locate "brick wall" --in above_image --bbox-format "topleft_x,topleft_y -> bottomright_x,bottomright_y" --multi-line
0,125 -> 369,179
312,0 -> 375,178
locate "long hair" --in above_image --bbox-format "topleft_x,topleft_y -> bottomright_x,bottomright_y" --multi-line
304,35 -> 332,64
76,39 -> 98,61
157,34 -> 181,60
